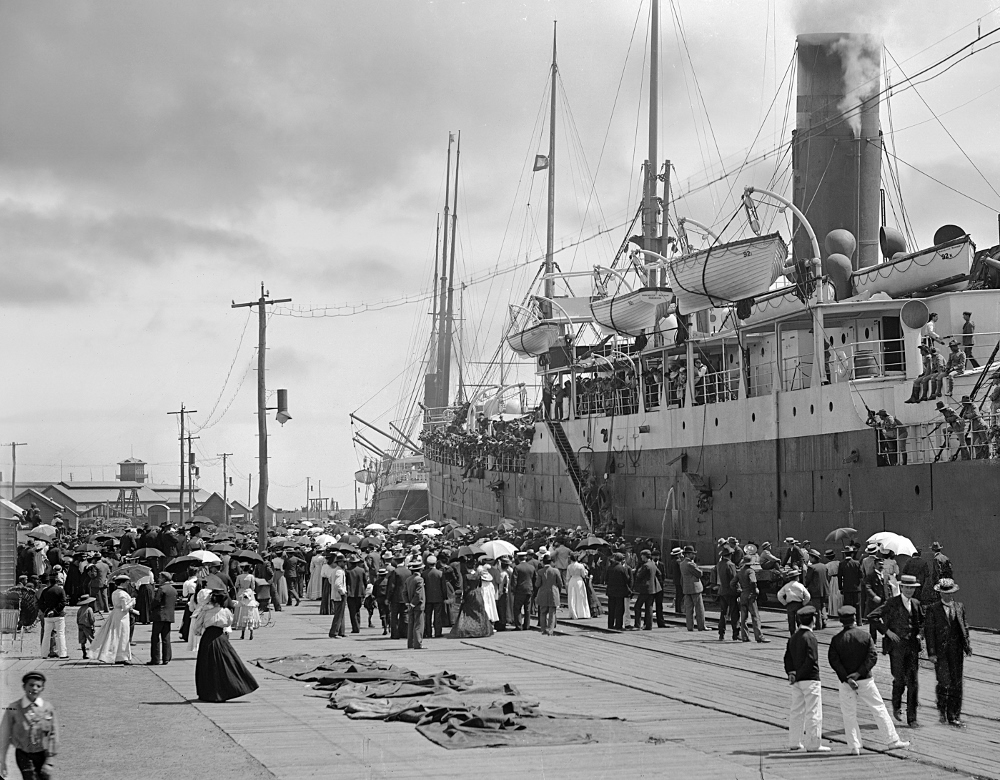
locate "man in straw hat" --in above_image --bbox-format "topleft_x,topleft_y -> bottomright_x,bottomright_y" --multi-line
923,578 -> 972,727
867,574 -> 925,727
828,606 -> 910,755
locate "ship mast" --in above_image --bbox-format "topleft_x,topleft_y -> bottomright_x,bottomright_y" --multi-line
434,135 -> 453,408
439,132 -> 461,407
543,22 -> 557,319
643,0 -> 660,285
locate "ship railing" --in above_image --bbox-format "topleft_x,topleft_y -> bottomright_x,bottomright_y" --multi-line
847,338 -> 906,381
747,361 -> 776,397
876,410 -> 999,465
695,367 -> 741,404
575,385 -> 641,417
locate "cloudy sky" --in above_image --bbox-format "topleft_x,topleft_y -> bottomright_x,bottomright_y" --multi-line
3,0 -> 998,512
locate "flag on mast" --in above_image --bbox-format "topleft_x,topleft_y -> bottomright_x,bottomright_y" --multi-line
532,154 -> 549,172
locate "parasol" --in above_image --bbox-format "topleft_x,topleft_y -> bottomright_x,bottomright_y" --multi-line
478,539 -> 518,559
456,545 -> 481,558
407,524 -> 424,532
825,527 -> 858,542
308,527 -> 324,535
272,526 -> 288,535
110,564 -> 152,583
332,541 -> 358,553
234,550 -> 264,564
189,516 -> 215,526
365,523 -> 386,532
420,527 -> 443,537
359,538 -> 379,550
165,555 -> 204,572
187,550 -> 221,564
27,524 -> 57,541
419,519 -> 437,526
873,533 -> 917,557
344,534 -> 362,545
576,536 -> 610,550
314,534 -> 335,546
133,547 -> 164,558
208,542 -> 235,553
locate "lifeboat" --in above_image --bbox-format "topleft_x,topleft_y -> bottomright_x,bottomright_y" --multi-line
506,321 -> 562,357
666,233 -> 787,314
851,235 -> 974,298
739,280 -> 836,326
589,287 -> 674,336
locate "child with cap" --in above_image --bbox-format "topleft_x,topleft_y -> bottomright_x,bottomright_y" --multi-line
0,671 -> 59,779
76,595 -> 97,659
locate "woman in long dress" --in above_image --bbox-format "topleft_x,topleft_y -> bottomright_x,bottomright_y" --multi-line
480,570 -> 499,623
194,592 -> 259,702
92,576 -> 137,664
449,567 -> 493,638
306,551 -> 326,600
270,555 -> 288,608
566,555 -> 591,619
135,573 -> 155,624
825,555 -> 842,617
187,586 -> 213,652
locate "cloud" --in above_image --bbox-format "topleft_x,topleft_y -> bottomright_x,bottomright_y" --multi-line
0,202 -> 267,304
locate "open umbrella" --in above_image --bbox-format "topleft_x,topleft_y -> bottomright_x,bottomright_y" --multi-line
388,520 -> 403,529
208,542 -> 235,553
332,541 -> 357,553
873,533 -> 917,557
478,539 -> 518,559
27,524 -> 57,541
190,516 -> 215,526
111,563 -> 153,583
576,536 -> 609,550
308,527 -> 324,535
446,526 -> 471,540
826,527 -> 858,542
457,545 -> 480,558
187,550 -> 221,564
359,538 -> 379,550
419,519 -> 437,526
314,534 -> 335,547
281,539 -> 302,549
421,527 -> 443,537
364,523 -> 386,532
133,547 -> 164,558
344,534 -> 362,545
234,550 -> 264,564
407,524 -> 424,532
499,519 -> 516,531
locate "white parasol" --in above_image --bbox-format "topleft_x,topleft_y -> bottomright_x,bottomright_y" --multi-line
420,527 -> 443,536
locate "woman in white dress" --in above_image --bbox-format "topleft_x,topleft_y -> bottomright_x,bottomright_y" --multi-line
479,569 -> 499,623
92,575 -> 137,664
566,554 -> 591,620
187,586 -> 213,652
306,551 -> 326,600
270,555 -> 288,607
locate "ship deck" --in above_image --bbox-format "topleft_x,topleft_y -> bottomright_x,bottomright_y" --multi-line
4,602 -> 998,779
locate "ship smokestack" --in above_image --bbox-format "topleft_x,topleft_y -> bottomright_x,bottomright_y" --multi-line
793,33 -> 882,271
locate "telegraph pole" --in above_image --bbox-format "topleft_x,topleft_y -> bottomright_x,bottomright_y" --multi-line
306,476 -> 311,520
186,433 -> 199,520
218,453 -> 232,526
9,442 -> 27,502
232,283 -> 291,552
167,406 -> 196,525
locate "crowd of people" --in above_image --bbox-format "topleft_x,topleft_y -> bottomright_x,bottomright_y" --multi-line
4,507 -> 977,772
419,412 -> 536,474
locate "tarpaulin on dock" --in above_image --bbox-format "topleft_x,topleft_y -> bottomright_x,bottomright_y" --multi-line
255,653 -> 669,749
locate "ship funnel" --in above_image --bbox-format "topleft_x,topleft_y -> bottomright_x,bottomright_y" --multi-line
793,33 -> 882,271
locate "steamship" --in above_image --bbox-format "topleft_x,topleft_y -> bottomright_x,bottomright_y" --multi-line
416,7 -> 1000,628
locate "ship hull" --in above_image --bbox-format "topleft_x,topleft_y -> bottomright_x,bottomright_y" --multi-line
428,413 -> 1000,629
373,483 -> 429,526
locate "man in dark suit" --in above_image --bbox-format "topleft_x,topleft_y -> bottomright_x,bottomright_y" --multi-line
804,550 -> 829,629
423,556 -> 446,638
632,550 -> 659,630
828,606 -> 909,754
534,555 -> 562,635
605,552 -> 632,631
385,554 -> 409,639
735,556 -> 769,643
923,578 -> 972,727
783,606 -> 829,752
716,546 -> 739,641
867,574 -> 924,727
148,572 -> 177,666
346,557 -> 368,634
652,550 -> 667,627
667,547 -> 684,615
837,545 -> 862,613
900,547 -> 935,607
511,552 -> 535,631
405,561 -> 426,649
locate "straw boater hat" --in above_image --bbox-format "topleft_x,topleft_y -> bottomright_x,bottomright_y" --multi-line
934,578 -> 959,593
899,574 -> 920,589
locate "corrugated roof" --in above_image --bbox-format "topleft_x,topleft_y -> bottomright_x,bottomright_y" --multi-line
48,482 -> 166,504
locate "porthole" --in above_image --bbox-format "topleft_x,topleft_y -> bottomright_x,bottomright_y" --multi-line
793,407 -> 797,416
837,488 -> 843,497
761,347 -> 765,356
714,418 -> 719,427
829,402 -> 834,412
751,413 -> 756,422
641,491 -> 645,498
841,333 -> 847,344
865,327 -> 870,339
915,485 -> 920,495
729,354 -> 734,364
729,491 -> 733,499
782,489 -> 788,497
682,421 -> 686,430
810,404 -> 814,414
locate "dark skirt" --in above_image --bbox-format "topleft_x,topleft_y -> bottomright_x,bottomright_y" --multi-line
320,580 -> 332,615
137,583 -> 155,623
449,587 -> 494,638
195,627 -> 259,702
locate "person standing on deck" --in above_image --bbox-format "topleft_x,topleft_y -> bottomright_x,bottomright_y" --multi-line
777,569 -> 809,636
604,552 -> 632,631
534,555 -> 561,636
668,547 -> 685,616
405,561 -> 425,650
838,545 -> 863,613
716,546 -> 740,641
679,546 -> 707,631
867,574 -> 925,728
804,550 -> 829,629
783,606 -> 830,753
961,311 -> 980,368
923,578 -> 972,727
632,550 -> 659,631
735,556 -> 769,643
828,606 -> 910,755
